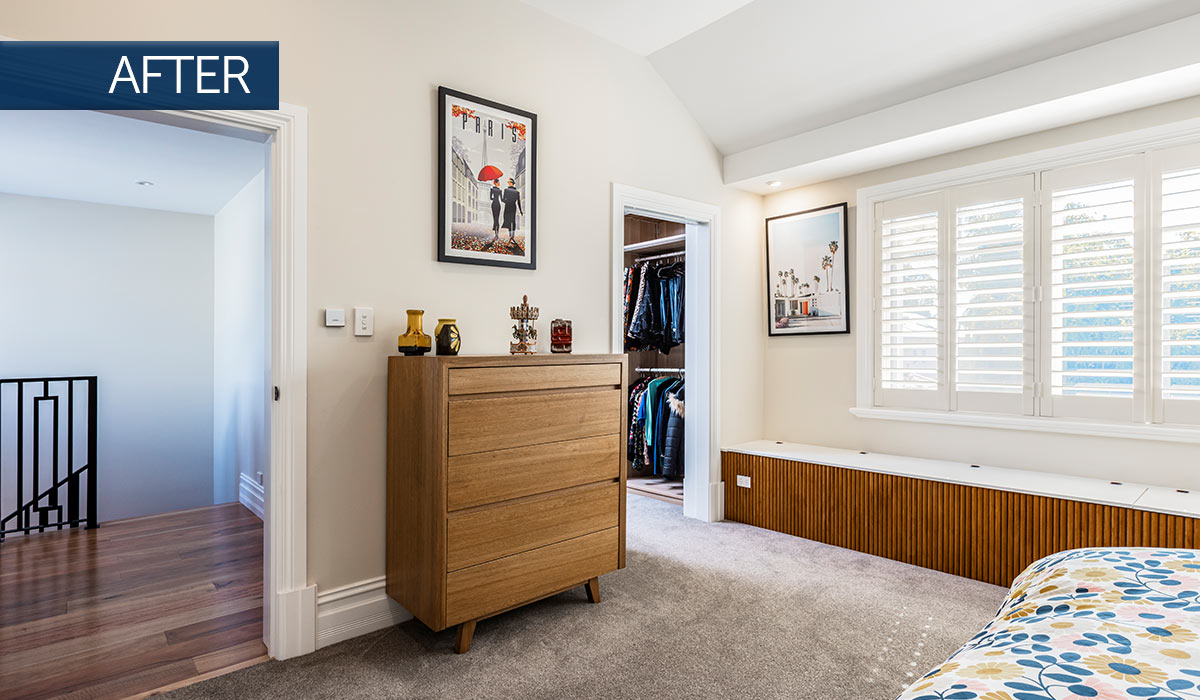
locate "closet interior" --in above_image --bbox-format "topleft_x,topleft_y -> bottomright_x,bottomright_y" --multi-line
622,213 -> 686,505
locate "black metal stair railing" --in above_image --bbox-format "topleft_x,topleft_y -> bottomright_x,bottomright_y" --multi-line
1,377 -> 97,542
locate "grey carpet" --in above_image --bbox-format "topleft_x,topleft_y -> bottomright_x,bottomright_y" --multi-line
165,494 -> 1006,700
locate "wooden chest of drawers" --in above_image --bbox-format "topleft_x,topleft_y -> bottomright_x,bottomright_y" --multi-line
386,354 -> 627,653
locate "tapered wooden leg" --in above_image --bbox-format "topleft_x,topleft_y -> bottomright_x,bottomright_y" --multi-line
585,577 -> 600,604
455,619 -> 476,654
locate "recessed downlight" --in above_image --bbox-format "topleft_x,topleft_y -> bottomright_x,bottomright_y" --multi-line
135,180 -> 155,187
766,180 -> 782,188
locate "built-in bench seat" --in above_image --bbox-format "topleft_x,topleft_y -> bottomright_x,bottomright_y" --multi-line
721,441 -> 1200,587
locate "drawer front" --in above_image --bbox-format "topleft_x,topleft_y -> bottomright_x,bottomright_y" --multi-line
447,481 -> 618,571
447,389 -> 621,456
448,363 -> 620,395
445,527 -> 619,626
447,434 -> 620,510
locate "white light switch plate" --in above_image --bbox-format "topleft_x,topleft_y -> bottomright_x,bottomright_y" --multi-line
736,474 -> 751,488
353,307 -> 374,336
325,308 -> 345,327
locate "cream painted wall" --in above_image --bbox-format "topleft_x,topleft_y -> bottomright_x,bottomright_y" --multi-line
762,96 -> 1200,492
1,0 -> 765,590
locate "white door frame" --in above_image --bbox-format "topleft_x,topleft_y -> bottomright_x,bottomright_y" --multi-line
0,34 -> 315,660
611,184 -> 723,522
136,106 -> 314,659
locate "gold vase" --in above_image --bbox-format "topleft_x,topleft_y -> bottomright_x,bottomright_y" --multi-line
398,309 -> 431,356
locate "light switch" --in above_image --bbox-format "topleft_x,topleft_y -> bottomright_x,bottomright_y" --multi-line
353,307 -> 374,336
325,308 -> 345,327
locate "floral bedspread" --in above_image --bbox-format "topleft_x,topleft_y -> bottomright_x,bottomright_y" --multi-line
896,548 -> 1200,700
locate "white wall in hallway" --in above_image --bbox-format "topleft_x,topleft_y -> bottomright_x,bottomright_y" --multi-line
213,170 -> 269,506
0,193 -> 216,522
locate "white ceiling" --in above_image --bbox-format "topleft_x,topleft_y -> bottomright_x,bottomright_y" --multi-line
0,111 -> 266,215
520,0 -> 755,56
525,0 -> 1200,158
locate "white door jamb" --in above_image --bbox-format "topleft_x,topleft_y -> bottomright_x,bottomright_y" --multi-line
151,105 -> 313,659
611,183 -> 723,522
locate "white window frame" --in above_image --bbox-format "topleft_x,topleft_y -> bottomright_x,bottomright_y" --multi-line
1039,155 -> 1145,424
1151,143 -> 1200,428
852,117 -> 1200,444
875,192 -> 946,410
948,175 -> 1036,417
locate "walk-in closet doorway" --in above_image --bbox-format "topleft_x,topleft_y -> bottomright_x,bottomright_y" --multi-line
610,184 -> 721,523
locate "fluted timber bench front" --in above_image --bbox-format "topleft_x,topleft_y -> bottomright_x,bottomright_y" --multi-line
721,441 -> 1200,587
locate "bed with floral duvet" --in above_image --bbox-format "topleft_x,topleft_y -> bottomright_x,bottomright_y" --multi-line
897,548 -> 1200,700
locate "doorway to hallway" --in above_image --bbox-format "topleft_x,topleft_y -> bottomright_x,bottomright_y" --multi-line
0,109 -> 273,699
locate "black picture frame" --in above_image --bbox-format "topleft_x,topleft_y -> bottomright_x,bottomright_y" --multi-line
437,86 -> 537,270
765,202 -> 850,336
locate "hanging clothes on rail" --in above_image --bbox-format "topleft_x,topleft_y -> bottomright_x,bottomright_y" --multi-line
642,376 -> 674,472
661,385 -> 684,478
622,264 -> 645,345
623,260 -> 684,353
627,375 -> 651,465
626,374 -> 685,478
655,261 -> 685,352
623,263 -> 646,349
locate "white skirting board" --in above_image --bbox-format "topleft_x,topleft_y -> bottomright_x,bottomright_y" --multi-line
239,472 -> 265,519
711,480 -> 725,522
316,576 -> 413,648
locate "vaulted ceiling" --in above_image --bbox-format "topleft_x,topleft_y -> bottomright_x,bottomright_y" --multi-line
521,0 -> 1200,191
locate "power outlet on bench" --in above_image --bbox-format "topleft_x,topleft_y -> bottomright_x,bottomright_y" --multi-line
736,474 -> 751,488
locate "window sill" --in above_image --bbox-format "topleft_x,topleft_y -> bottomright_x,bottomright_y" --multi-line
849,406 -> 1200,444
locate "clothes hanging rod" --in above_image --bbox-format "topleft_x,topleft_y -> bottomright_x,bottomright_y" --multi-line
633,249 -> 686,264
635,367 -> 685,374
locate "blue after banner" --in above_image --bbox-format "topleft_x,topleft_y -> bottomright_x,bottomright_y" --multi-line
0,41 -> 279,109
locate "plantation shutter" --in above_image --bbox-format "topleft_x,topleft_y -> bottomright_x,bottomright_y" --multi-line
1039,156 -> 1144,422
1152,144 -> 1200,425
946,176 -> 1036,415
875,193 -> 946,410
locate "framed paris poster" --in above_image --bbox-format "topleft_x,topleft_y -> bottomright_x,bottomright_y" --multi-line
766,202 -> 850,336
437,86 -> 537,270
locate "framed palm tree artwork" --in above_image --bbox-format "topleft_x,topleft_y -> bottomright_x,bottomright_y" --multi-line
766,202 -> 850,336
437,86 -> 537,270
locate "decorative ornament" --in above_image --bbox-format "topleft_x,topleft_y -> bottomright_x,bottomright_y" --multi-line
434,318 -> 461,356
398,309 -> 431,355
550,319 -> 573,354
509,295 -> 539,354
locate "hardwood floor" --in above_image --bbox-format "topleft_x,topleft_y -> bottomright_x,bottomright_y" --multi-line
0,502 -> 267,700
